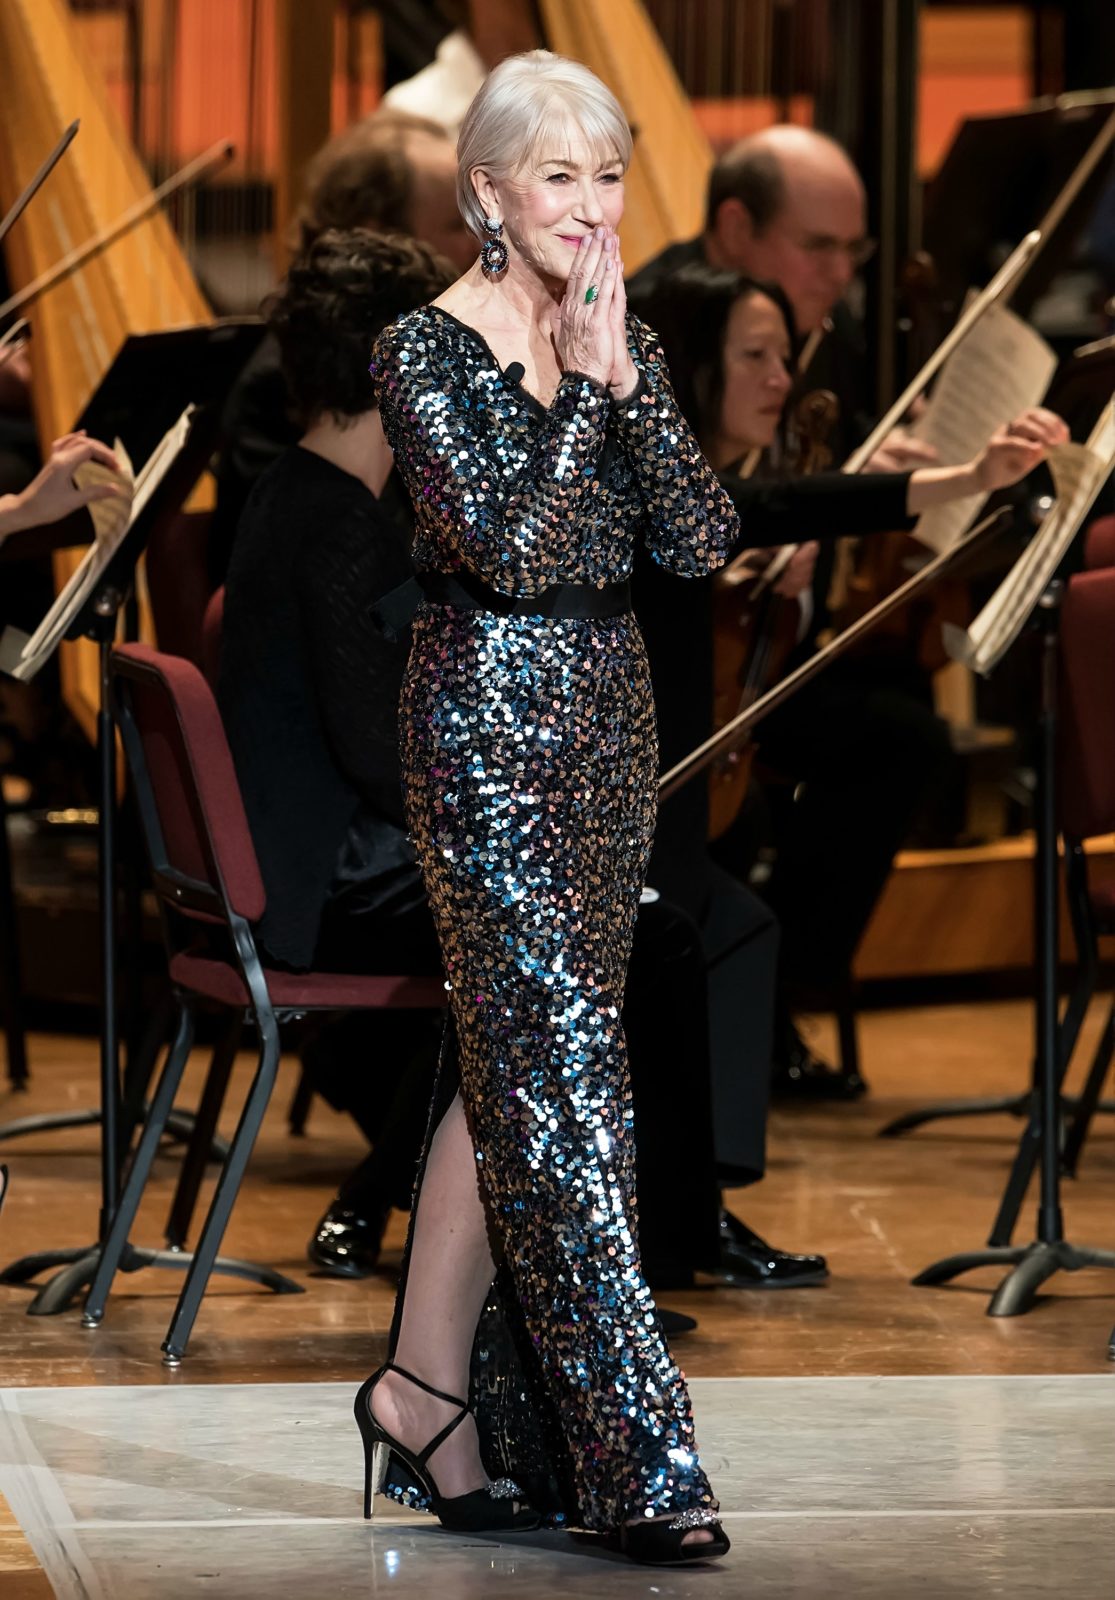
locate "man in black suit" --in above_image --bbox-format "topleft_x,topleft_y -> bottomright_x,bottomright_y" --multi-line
631,127 -> 953,1099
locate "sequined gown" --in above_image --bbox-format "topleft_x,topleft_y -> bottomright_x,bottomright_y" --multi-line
370,305 -> 739,1532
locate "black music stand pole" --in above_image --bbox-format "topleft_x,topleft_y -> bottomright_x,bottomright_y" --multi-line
912,582 -> 1115,1313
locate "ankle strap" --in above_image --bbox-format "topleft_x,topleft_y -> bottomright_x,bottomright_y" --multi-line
386,1360 -> 467,1412
384,1360 -> 470,1468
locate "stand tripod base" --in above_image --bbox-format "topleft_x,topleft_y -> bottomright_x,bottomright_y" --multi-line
913,1238 -> 1115,1317
0,1239 -> 301,1316
0,1106 -> 228,1158
878,1093 -> 1030,1137
878,1092 -> 1115,1140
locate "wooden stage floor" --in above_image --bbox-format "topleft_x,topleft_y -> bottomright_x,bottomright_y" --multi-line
0,997 -> 1112,1391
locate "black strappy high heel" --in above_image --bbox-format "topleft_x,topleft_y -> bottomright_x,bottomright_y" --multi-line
354,1360 -> 542,1533
619,1511 -> 731,1565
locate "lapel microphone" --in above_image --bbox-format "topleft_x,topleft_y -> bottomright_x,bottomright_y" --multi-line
504,362 -> 526,386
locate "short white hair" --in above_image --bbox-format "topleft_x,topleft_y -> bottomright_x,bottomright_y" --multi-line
456,51 -> 632,240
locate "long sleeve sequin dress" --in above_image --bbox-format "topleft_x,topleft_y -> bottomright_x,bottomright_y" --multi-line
370,305 -> 739,1533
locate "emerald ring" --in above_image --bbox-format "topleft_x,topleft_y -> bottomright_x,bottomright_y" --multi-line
584,284 -> 599,305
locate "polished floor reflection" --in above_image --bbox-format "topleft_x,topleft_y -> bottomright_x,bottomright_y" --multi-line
1,1375 -> 1112,1597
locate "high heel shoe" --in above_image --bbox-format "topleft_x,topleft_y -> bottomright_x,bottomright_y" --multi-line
619,1511 -> 731,1565
354,1360 -> 542,1533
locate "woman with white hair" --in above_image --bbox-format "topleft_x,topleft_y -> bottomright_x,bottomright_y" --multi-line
356,48 -> 741,1566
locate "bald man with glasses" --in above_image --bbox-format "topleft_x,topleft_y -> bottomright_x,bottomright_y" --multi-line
631,127 -> 954,1103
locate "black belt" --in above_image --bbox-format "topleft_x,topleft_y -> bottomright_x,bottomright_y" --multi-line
368,571 -> 631,640
420,569 -> 631,620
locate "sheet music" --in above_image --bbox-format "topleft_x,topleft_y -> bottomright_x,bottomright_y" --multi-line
910,301 -> 1057,555
0,408 -> 194,682
73,435 -> 134,544
944,397 -> 1115,675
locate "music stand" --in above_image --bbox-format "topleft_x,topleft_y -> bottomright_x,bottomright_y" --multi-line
922,94 -> 1115,323
913,578 -> 1115,1314
0,320 -> 263,1149
879,340 -> 1115,1144
0,324 -> 298,1316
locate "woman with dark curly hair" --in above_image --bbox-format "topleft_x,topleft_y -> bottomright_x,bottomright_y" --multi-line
218,227 -> 457,1260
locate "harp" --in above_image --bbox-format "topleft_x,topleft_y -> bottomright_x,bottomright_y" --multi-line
0,0 -> 211,739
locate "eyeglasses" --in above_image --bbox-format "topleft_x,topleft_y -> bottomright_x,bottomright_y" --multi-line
791,233 -> 877,269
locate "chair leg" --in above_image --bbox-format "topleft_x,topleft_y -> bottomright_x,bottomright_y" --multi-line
161,1021 -> 282,1363
836,992 -> 860,1081
832,971 -> 862,1083
119,990 -> 175,1153
83,1003 -> 196,1325
165,1014 -> 242,1249
287,1063 -> 314,1136
0,790 -> 29,1091
1062,996 -> 1115,1177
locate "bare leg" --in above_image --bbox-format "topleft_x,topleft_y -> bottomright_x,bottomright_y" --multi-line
374,1088 -> 713,1541
371,1093 -> 496,1498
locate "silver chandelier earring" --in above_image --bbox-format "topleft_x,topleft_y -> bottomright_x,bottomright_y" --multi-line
480,216 -> 509,280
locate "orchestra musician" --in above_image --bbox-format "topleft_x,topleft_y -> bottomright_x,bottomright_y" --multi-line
632,127 -> 967,1095
209,108 -> 475,584
629,259 -> 1068,1142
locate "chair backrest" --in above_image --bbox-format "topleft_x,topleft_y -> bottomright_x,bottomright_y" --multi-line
1059,563 -> 1115,841
1084,514 -> 1115,573
145,510 -> 213,666
111,643 -> 265,927
200,586 -> 224,691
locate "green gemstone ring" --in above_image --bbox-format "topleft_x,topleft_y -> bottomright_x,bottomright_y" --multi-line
584,283 -> 599,305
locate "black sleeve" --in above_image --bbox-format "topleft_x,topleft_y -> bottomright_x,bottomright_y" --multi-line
295,508 -> 410,824
720,469 -> 916,553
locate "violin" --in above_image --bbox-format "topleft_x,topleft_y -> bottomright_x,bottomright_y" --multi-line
707,385 -> 838,840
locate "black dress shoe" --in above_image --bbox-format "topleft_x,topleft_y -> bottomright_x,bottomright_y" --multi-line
307,1200 -> 391,1278
771,1020 -> 867,1101
658,1307 -> 699,1337
716,1210 -> 829,1288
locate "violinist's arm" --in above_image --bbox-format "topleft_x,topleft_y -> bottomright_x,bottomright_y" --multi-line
719,407 -> 1069,554
719,469 -> 916,552
906,407 -> 1068,511
0,432 -> 126,542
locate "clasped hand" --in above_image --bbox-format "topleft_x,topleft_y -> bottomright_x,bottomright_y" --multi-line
548,225 -> 639,401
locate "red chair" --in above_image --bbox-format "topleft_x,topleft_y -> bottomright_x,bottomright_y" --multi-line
1055,545 -> 1115,1176
1083,513 -> 1115,573
199,586 -> 224,690
82,643 -> 445,1363
145,509 -> 213,666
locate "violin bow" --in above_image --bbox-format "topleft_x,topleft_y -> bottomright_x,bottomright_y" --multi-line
0,140 -> 234,328
0,120 -> 79,251
659,505 -> 1011,801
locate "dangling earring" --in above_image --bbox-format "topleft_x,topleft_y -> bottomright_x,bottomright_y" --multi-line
480,215 -> 509,280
